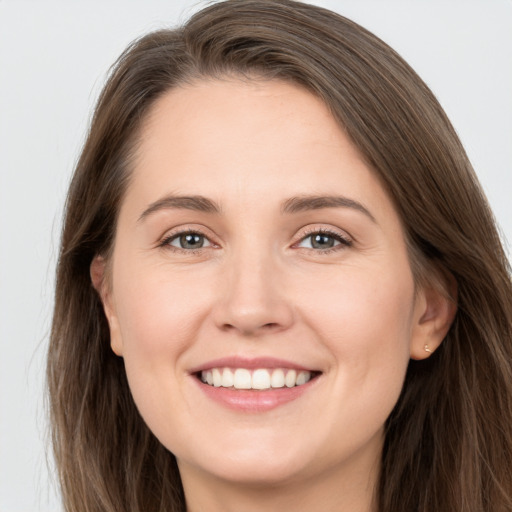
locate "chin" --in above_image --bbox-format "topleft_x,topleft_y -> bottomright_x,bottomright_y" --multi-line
185,453 -> 309,487
170,428 -> 317,486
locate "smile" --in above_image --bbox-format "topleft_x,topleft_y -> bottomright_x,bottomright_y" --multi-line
191,357 -> 322,412
200,368 -> 315,390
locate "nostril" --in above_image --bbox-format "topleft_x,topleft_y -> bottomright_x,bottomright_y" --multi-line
220,321 -> 282,336
214,299 -> 295,336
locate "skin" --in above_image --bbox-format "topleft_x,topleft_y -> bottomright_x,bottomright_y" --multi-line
92,78 -> 455,512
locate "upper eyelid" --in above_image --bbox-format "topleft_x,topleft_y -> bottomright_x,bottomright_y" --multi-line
294,225 -> 353,243
160,225 -> 215,240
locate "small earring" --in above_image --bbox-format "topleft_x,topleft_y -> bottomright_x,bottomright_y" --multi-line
424,344 -> 432,353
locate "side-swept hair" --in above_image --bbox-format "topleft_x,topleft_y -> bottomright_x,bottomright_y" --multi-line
47,1 -> 512,510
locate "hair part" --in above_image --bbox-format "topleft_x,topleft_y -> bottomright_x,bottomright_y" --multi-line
48,1 -> 512,511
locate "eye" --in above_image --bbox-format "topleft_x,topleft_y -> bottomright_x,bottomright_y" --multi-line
296,230 -> 351,250
164,231 -> 212,250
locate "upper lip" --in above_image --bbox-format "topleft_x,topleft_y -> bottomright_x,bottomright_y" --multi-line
188,356 -> 319,374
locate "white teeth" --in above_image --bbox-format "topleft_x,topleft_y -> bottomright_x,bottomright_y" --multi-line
212,368 -> 222,387
285,369 -> 297,388
221,367 -> 234,387
233,369 -> 252,389
296,371 -> 310,386
271,368 -> 285,388
252,369 -> 271,390
200,367 -> 314,390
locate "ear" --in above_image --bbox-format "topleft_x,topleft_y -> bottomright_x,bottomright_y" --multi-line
410,275 -> 457,360
90,255 -> 123,357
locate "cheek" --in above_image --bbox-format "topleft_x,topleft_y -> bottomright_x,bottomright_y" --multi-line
110,261 -> 215,420
110,264 -> 211,441
114,261 -> 208,351
303,261 -> 414,331
298,260 -> 415,395
307,267 -> 414,439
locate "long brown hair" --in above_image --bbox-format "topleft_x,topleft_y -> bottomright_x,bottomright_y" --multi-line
47,1 -> 512,510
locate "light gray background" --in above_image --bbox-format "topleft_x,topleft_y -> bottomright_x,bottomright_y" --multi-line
1,1 -> 511,510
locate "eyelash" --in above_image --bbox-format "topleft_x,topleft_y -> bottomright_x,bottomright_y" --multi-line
159,228 -> 214,254
294,228 -> 353,254
158,227 -> 353,255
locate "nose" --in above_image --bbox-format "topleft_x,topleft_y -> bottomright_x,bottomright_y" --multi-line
212,248 -> 294,337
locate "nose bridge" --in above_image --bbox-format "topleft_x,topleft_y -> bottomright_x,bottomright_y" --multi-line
214,237 -> 293,335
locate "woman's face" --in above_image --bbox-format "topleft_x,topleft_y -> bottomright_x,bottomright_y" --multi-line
98,79 -> 436,489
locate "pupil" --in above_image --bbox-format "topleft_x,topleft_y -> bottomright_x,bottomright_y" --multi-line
312,234 -> 334,249
180,234 -> 203,249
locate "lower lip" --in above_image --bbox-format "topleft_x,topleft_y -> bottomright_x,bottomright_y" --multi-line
193,376 -> 319,412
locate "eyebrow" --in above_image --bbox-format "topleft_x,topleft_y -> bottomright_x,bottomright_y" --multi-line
138,193 -> 376,223
138,195 -> 221,221
281,195 -> 376,223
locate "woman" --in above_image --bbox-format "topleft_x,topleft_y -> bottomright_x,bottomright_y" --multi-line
47,0 -> 512,510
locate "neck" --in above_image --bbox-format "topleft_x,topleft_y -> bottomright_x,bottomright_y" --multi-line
178,445 -> 380,512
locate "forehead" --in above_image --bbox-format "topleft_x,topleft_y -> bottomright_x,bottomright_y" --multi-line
139,78 -> 349,171
123,78 -> 396,223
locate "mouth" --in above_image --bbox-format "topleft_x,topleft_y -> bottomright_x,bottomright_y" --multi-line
190,357 -> 322,412
197,367 -> 321,390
